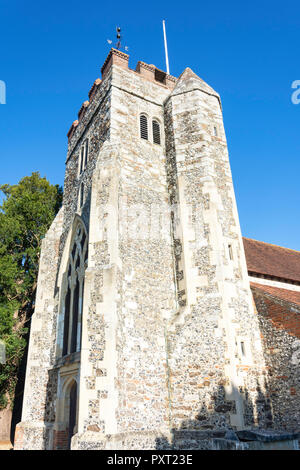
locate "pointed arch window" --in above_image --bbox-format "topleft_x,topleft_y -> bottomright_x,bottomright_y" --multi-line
62,223 -> 88,357
140,114 -> 148,140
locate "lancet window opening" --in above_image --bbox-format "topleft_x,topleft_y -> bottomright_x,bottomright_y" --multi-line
79,139 -> 89,175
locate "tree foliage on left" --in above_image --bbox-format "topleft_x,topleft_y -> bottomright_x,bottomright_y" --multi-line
0,172 -> 63,409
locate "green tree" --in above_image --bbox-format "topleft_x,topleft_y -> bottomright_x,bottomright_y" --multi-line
0,172 -> 63,409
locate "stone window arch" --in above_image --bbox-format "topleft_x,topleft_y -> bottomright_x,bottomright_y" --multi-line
62,222 -> 88,357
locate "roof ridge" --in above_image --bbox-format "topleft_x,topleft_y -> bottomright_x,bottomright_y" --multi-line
243,237 -> 300,254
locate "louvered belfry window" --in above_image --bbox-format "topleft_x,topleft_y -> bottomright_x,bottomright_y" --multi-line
140,114 -> 148,140
152,120 -> 161,145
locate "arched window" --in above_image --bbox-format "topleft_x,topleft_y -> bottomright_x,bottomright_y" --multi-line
140,114 -> 148,140
152,119 -> 161,145
62,224 -> 88,356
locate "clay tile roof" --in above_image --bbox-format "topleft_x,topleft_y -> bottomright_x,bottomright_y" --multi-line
250,283 -> 300,338
250,282 -> 300,307
243,237 -> 300,283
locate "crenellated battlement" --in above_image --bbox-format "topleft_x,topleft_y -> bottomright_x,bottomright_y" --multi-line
67,48 -> 177,143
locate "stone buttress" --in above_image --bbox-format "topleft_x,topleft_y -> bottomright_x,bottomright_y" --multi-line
162,69 -> 268,447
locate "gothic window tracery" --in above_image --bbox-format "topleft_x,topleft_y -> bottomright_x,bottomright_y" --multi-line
62,223 -> 88,357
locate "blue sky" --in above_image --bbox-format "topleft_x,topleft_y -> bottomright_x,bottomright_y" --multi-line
0,0 -> 299,249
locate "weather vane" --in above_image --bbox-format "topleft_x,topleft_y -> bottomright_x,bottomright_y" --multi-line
107,27 -> 129,52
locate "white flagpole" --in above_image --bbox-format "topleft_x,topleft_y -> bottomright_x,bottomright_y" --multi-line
162,20 -> 170,75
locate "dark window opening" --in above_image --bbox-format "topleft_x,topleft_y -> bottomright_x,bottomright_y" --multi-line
154,68 -> 166,84
80,232 -> 86,251
68,382 -> 77,449
70,278 -> 80,353
79,147 -> 84,174
140,114 -> 148,140
80,183 -> 84,208
62,289 -> 71,356
84,139 -> 89,167
152,120 -> 161,145
75,255 -> 80,269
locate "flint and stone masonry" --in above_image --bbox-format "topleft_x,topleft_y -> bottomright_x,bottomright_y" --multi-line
14,49 -> 294,450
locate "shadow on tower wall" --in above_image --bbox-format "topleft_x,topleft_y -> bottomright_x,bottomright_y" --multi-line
155,382 -> 274,450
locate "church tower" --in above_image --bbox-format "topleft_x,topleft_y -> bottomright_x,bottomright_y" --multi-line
14,49 -> 267,450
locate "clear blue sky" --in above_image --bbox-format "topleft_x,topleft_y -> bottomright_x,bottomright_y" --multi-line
0,0 -> 299,249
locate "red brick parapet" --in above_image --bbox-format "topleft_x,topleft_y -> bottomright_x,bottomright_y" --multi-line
136,61 -> 156,80
88,78 -> 101,102
67,49 -> 178,141
78,100 -> 90,121
165,73 -> 177,90
67,119 -> 79,140
101,48 -> 129,78
136,61 -> 177,90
